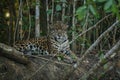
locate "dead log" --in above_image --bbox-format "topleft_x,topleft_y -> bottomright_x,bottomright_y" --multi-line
0,43 -> 31,65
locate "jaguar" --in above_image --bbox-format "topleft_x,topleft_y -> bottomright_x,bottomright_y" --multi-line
14,21 -> 77,62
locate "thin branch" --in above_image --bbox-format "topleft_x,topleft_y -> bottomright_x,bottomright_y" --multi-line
51,0 -> 54,24
13,1 -> 21,45
46,0 -> 49,28
61,0 -> 66,22
26,0 -> 32,40
20,0 -> 23,40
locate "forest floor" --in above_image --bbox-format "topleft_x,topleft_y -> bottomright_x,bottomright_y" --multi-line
0,43 -> 119,80
0,52 -> 119,80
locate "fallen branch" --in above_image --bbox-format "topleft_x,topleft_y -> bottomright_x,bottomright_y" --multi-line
0,43 -> 31,65
80,39 -> 120,80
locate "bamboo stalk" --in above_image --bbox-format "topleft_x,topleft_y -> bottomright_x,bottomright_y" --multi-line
46,0 -> 49,28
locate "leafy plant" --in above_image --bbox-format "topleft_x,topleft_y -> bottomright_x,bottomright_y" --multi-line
56,4 -> 62,11
76,5 -> 87,20
104,0 -> 113,11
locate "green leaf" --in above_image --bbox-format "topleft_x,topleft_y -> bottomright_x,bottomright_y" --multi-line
47,9 -> 52,15
56,4 -> 62,11
76,5 -> 87,20
104,0 -> 113,11
89,5 -> 97,16
111,4 -> 120,20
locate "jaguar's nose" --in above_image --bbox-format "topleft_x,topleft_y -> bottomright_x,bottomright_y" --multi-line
58,34 -> 61,37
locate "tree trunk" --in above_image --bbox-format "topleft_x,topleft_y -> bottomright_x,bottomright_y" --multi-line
35,0 -> 40,38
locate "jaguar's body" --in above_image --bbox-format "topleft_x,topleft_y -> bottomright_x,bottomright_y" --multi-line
14,37 -> 49,55
14,21 -> 76,61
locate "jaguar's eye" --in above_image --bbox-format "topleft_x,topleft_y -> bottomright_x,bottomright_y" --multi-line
36,45 -> 39,48
21,44 -> 24,46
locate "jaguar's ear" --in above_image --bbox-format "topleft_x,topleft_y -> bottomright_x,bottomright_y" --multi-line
49,24 -> 55,31
56,21 -> 68,30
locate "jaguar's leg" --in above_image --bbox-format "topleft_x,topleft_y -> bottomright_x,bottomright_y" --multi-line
60,50 -> 78,63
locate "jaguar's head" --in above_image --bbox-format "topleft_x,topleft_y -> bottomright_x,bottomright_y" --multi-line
50,21 -> 68,44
